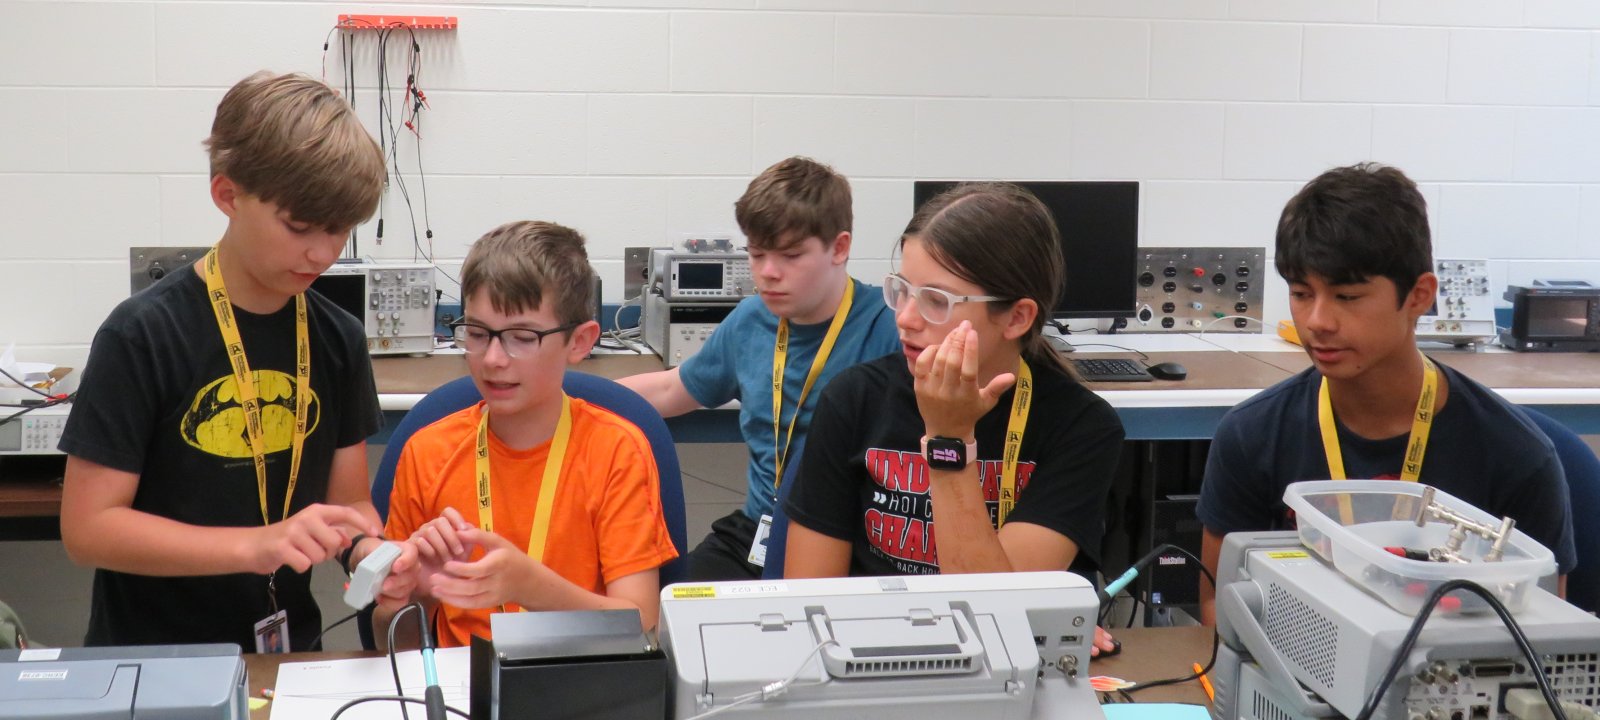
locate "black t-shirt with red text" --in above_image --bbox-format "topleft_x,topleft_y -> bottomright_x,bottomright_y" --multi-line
785,354 -> 1125,577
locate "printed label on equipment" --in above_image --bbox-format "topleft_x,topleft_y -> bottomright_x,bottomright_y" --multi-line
672,586 -> 717,599
1267,551 -> 1310,559
18,670 -> 67,681
722,583 -> 789,596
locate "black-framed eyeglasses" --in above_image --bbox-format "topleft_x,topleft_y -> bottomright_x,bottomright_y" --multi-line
449,320 -> 580,359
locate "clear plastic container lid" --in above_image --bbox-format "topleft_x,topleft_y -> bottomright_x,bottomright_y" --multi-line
1283,480 -> 1555,615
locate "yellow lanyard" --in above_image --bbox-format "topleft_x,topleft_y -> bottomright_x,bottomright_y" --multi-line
475,394 -> 572,573
202,246 -> 310,527
1317,353 -> 1438,481
771,280 -> 854,491
1319,354 -> 1438,523
997,359 -> 1033,529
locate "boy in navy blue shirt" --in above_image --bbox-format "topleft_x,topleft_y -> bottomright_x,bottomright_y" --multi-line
1196,163 -> 1576,624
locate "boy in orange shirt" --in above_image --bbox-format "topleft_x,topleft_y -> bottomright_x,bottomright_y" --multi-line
364,221 -> 677,646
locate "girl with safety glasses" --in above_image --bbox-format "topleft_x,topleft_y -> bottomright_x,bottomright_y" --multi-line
782,182 -> 1127,657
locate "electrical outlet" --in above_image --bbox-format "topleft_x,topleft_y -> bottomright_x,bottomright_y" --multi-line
130,247 -> 209,295
435,302 -> 462,338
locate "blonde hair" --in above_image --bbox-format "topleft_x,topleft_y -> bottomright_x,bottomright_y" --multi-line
461,221 -> 595,327
734,156 -> 852,250
205,71 -> 385,232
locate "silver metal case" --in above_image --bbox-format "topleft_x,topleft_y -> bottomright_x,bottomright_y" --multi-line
642,296 -> 735,368
649,249 -> 755,302
1215,532 -> 1600,720
0,403 -> 67,455
313,262 -> 436,356
1417,259 -> 1496,346
1130,248 -> 1266,332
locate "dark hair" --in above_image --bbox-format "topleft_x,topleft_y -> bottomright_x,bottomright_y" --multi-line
1275,163 -> 1432,305
900,182 -> 1066,372
735,156 -> 852,251
461,221 -> 595,328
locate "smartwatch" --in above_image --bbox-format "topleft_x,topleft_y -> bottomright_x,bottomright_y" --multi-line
922,435 -> 977,471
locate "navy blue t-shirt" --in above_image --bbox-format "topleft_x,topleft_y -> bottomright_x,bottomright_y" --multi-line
1197,362 -> 1577,573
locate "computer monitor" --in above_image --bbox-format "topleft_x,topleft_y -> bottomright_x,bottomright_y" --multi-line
911,181 -> 1140,320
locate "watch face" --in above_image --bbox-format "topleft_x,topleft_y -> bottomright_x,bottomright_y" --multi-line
925,436 -> 967,470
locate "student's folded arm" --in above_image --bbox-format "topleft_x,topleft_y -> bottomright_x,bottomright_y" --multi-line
474,546 -> 655,626
617,367 -> 704,418
783,522 -> 852,578
603,570 -> 662,631
504,564 -> 661,630
1200,527 -> 1226,626
977,402 -> 1122,575
996,523 -> 1079,571
1195,413 -> 1267,626
926,463 -> 1024,574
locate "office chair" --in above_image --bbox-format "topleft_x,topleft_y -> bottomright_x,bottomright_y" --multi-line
761,439 -> 804,580
355,371 -> 689,650
1522,408 -> 1600,614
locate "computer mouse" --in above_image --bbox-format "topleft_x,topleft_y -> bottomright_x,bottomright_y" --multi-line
1146,361 -> 1187,381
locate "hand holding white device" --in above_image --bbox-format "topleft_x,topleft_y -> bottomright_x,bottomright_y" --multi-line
343,541 -> 403,609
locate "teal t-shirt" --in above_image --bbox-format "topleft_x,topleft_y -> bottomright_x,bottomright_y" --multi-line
678,277 -> 901,520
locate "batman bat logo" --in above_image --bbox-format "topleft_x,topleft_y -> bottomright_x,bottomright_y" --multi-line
180,370 -> 321,458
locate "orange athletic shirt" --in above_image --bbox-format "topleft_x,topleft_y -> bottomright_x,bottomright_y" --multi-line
385,398 -> 677,647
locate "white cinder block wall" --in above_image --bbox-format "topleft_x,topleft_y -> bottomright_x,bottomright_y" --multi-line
6,0 -> 1600,370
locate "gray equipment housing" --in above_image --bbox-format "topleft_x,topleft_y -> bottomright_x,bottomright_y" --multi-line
1214,531 -> 1600,720
658,572 -> 1105,720
0,643 -> 246,719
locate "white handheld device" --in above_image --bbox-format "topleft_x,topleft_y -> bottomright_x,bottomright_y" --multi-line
343,541 -> 403,610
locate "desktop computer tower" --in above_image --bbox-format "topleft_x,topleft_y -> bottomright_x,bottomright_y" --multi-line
1138,494 -> 1203,625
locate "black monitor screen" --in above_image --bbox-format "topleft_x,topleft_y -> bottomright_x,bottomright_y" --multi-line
309,273 -> 365,324
1529,298 -> 1591,337
676,262 -> 724,290
912,181 -> 1139,320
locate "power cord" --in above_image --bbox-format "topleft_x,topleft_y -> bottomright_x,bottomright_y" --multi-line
329,602 -> 463,720
1196,314 -> 1265,343
1096,542 -> 1220,695
0,366 -> 56,399
1353,579 -> 1570,720
307,609 -> 360,651
330,696 -> 469,719
606,296 -> 647,354
682,639 -> 839,720
0,364 -> 73,429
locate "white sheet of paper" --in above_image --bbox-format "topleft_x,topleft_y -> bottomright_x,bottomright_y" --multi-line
268,647 -> 472,720
0,344 -> 54,388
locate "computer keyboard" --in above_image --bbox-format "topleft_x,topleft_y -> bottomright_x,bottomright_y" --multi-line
1071,358 -> 1154,382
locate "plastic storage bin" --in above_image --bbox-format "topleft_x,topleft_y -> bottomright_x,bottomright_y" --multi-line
1284,480 -> 1555,615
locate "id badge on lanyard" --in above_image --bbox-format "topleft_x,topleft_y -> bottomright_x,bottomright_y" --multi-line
758,282 -> 854,568
203,246 -> 310,650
